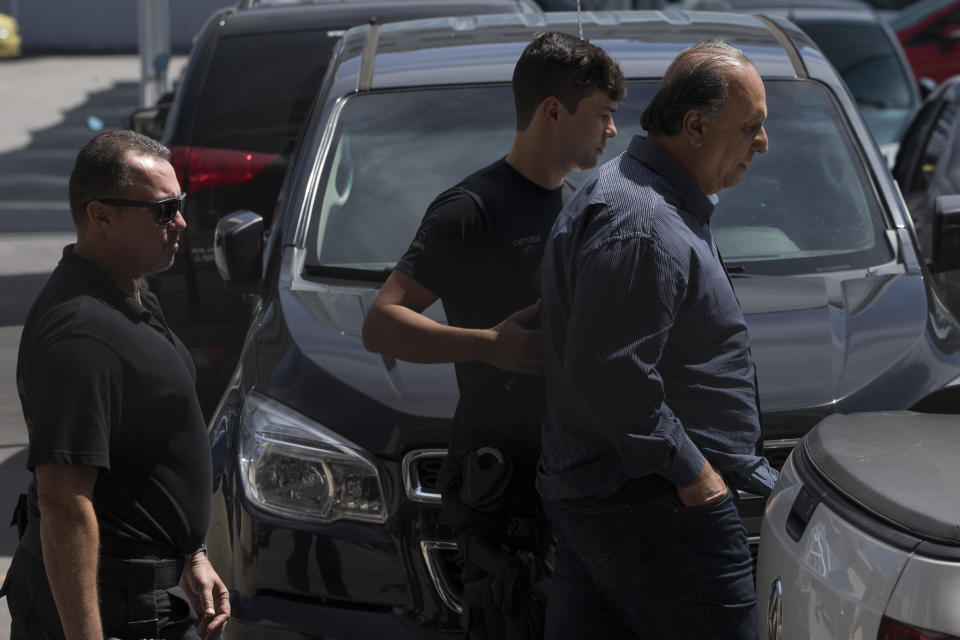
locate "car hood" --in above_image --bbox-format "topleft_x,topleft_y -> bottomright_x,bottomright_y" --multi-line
262,270 -> 959,454
738,272 -> 956,438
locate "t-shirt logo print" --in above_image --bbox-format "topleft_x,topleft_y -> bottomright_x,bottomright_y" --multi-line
513,234 -> 542,257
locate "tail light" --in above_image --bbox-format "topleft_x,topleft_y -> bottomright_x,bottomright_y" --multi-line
878,617 -> 960,640
169,146 -> 277,193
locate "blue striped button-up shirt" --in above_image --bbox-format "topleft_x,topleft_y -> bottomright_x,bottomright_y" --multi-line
538,135 -> 777,501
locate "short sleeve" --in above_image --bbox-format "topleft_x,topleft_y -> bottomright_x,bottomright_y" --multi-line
394,189 -> 481,299
25,336 -> 121,472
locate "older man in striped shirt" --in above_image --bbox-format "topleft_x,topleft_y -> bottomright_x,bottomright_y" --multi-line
538,40 -> 777,640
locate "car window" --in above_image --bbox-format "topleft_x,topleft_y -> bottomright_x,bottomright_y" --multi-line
191,30 -> 338,153
894,96 -> 942,190
917,101 -> 960,185
891,0 -> 957,31
906,9 -> 960,46
799,21 -> 914,110
897,98 -> 959,193
304,79 -> 892,277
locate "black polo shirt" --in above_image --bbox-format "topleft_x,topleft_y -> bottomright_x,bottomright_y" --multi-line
16,245 -> 211,555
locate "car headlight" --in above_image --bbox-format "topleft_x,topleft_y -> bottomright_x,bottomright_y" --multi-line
238,391 -> 386,524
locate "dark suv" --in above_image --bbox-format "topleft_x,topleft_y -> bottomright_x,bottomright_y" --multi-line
142,0 -> 540,417
209,9 -> 960,638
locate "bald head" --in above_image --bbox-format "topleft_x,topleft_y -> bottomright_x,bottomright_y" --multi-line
69,130 -> 171,227
641,40 -> 755,137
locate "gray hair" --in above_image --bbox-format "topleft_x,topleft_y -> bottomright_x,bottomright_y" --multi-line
640,40 -> 755,136
68,129 -> 171,225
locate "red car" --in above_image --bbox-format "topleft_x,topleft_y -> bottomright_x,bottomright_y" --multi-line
893,0 -> 960,82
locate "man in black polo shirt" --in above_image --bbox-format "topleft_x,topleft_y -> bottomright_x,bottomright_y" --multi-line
362,33 -> 624,639
1,130 -> 229,639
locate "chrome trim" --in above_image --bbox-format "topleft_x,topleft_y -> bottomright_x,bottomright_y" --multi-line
421,540 -> 461,614
294,95 -> 349,249
748,535 -> 761,546
945,373 -> 960,388
402,449 -> 447,503
764,438 -> 800,450
358,23 -> 381,92
753,14 -> 807,79
767,577 -> 783,640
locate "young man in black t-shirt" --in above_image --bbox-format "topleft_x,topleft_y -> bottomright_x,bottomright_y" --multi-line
362,32 -> 625,638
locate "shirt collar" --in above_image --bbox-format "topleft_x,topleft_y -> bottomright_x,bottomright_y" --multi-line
627,136 -> 719,224
59,245 -> 152,323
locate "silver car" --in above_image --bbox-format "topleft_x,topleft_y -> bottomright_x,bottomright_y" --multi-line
756,412 -> 960,640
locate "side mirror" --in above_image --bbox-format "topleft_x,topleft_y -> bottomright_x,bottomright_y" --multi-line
918,77 -> 937,100
129,105 -> 168,141
930,195 -> 960,273
214,211 -> 264,286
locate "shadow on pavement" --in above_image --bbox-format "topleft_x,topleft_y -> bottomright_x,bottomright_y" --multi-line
0,446 -> 30,557
0,77 -> 140,234
0,76 -> 140,327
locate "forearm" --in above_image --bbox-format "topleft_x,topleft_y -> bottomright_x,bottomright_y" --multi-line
39,499 -> 102,640
563,238 -> 709,484
363,303 -> 493,364
570,348 -> 705,485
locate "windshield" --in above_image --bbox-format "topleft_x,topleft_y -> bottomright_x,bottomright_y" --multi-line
191,30 -> 337,152
304,79 -> 892,277
799,22 -> 914,109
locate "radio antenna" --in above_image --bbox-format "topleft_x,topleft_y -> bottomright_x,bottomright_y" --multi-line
577,0 -> 584,40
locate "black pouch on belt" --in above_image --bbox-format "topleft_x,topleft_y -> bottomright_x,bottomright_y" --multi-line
460,447 -> 514,512
9,493 -> 27,541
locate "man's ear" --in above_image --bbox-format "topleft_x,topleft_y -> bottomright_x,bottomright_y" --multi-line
85,200 -> 113,229
681,109 -> 707,148
537,96 -> 566,127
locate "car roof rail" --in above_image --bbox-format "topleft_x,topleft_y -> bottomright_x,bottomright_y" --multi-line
753,13 -> 808,78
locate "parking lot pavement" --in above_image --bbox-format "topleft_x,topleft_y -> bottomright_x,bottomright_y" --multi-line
0,54 -> 184,638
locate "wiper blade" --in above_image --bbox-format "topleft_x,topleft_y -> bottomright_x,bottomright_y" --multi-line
303,264 -> 392,282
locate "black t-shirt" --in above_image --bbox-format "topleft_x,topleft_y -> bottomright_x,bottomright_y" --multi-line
16,246 -> 211,556
396,159 -> 572,485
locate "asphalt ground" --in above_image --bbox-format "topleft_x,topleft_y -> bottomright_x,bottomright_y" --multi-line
0,54 -> 185,638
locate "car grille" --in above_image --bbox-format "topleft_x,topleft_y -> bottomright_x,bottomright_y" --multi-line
421,540 -> 462,614
402,449 -> 446,503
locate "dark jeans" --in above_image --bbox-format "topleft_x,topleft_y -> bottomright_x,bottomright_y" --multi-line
542,476 -> 757,640
3,546 -> 199,640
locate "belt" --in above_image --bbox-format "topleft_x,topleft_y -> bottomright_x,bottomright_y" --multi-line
98,555 -> 185,591
21,519 -> 185,590
18,520 -> 186,637
98,554 -> 186,636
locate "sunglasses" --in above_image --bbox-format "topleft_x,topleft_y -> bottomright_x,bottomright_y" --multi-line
90,193 -> 187,225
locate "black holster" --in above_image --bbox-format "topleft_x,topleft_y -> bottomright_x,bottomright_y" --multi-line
446,448 -> 548,640
0,495 -> 29,600
10,493 -> 27,541
460,536 -> 547,640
